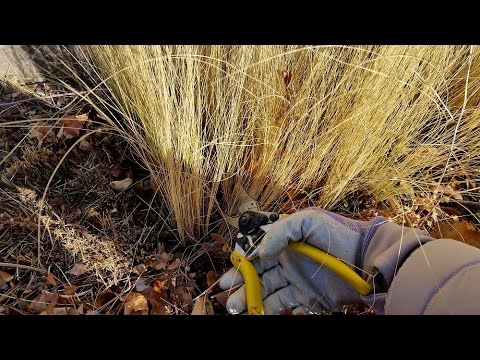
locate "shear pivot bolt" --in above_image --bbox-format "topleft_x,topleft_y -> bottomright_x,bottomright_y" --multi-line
269,213 -> 279,222
239,213 -> 251,226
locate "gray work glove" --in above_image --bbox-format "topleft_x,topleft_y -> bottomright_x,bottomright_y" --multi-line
218,208 -> 386,314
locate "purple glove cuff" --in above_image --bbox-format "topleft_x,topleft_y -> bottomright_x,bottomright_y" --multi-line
301,208 -> 387,268
357,216 -> 388,267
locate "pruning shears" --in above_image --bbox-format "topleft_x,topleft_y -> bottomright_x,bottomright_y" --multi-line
225,189 -> 371,315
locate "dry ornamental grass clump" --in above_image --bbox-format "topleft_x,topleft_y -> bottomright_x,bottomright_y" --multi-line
2,45 -> 480,312
63,45 -> 480,244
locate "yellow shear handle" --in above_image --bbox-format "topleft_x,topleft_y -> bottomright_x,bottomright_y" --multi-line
230,251 -> 264,315
288,242 -> 371,296
230,242 -> 371,315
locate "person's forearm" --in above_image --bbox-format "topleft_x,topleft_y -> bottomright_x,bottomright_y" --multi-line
362,222 -> 434,290
360,222 -> 433,314
361,221 -> 480,314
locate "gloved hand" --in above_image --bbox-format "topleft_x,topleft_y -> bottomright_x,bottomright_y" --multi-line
218,208 -> 386,314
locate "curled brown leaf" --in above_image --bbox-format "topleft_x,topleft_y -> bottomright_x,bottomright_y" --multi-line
173,286 -> 193,313
191,295 -> 214,315
45,291 -> 59,315
153,254 -> 169,270
432,220 -> 480,249
29,291 -> 55,314
152,279 -> 168,293
68,263 -> 87,276
207,271 -> 218,289
62,285 -> 78,296
46,272 -> 57,286
95,291 -> 116,309
124,292 -> 148,315
211,233 -> 230,252
60,117 -> 84,139
211,291 -> 229,308
150,288 -> 170,315
168,258 -> 182,270
0,271 -> 13,282
109,178 -> 133,191
133,263 -> 147,275
110,163 -> 127,178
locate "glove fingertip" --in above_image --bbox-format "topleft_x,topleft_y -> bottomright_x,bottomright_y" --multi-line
226,297 -> 243,315
258,212 -> 307,259
218,267 -> 244,290
225,285 -> 247,315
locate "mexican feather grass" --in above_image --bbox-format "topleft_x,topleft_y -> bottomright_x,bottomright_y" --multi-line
67,45 -> 480,244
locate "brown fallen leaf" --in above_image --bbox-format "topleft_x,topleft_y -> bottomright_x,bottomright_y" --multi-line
41,307 -> 69,315
168,258 -> 182,270
76,113 -> 89,121
55,307 -> 69,315
432,220 -> 480,249
109,178 -> 133,191
37,121 -> 51,135
79,139 -> 93,151
211,233 -> 228,246
95,291 -> 116,309
152,253 -> 170,270
46,272 -> 57,286
133,179 -> 144,194
110,163 -> 127,178
67,307 -> 80,315
191,295 -> 214,315
211,233 -> 230,252
150,287 -> 170,315
45,291 -> 59,315
207,271 -> 218,289
0,282 -> 6,292
124,292 -> 148,315
76,304 -> 84,315
87,209 -> 100,218
68,263 -> 87,276
29,121 -> 52,142
0,271 -> 14,282
22,288 -> 33,295
127,167 -> 135,179
132,263 -> 147,275
173,286 -> 193,312
151,279 -> 168,293
281,202 -> 298,215
139,286 -> 153,300
212,290 -> 229,308
62,285 -> 78,296
430,183 -> 463,201
30,291 -> 55,314
59,118 -> 83,139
